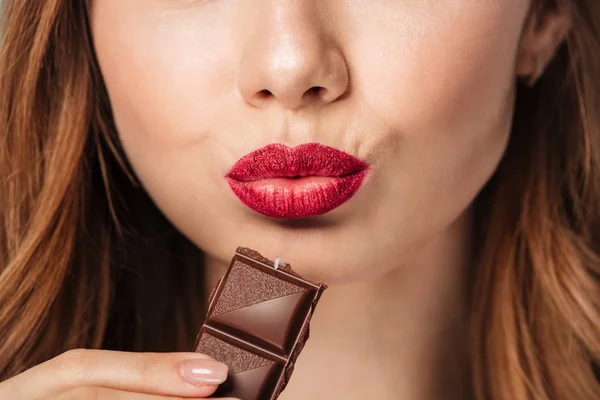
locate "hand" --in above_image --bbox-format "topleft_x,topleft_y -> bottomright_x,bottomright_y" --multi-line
0,349 -> 237,399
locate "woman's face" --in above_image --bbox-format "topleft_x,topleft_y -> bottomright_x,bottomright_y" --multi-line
90,1 -> 530,283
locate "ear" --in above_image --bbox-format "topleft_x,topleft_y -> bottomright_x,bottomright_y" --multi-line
516,2 -> 573,83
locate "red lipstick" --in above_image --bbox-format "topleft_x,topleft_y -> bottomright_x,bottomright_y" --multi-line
226,143 -> 369,219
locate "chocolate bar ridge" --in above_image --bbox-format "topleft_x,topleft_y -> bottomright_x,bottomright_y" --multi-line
194,247 -> 327,400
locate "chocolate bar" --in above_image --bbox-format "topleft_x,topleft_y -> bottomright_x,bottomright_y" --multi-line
194,247 -> 327,400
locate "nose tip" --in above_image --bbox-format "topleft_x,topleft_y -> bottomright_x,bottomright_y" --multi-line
238,31 -> 349,110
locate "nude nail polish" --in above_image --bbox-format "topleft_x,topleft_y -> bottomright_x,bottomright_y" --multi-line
180,359 -> 228,386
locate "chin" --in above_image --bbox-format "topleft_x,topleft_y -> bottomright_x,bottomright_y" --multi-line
224,237 -> 390,285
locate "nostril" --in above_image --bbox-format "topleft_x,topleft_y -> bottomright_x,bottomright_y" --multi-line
257,89 -> 272,99
305,86 -> 327,101
254,87 -> 327,107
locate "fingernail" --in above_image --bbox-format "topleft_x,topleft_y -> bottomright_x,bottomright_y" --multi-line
180,359 -> 228,386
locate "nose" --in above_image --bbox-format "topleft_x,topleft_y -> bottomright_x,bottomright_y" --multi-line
237,3 -> 349,110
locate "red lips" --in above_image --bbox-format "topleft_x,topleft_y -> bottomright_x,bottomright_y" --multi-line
226,143 -> 369,219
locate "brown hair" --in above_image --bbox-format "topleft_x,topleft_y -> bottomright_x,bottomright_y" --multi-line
0,0 -> 598,399
0,0 -> 205,377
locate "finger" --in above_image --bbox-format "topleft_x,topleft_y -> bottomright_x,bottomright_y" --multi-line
0,349 -> 229,400
50,386 -> 241,400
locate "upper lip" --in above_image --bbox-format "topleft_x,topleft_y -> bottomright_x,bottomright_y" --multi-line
226,143 -> 369,182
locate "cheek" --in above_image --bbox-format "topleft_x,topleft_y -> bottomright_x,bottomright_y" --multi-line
365,5 -> 524,170
344,1 -> 528,245
90,3 -> 242,165
350,2 -> 527,127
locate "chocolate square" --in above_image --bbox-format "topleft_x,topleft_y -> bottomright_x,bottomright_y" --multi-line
194,247 -> 327,400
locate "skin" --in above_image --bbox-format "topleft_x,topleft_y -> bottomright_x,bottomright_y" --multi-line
87,0 -> 569,286
0,1 -> 572,400
89,0 -> 571,399
90,0 -> 523,284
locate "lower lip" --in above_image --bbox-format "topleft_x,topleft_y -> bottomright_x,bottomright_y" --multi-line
227,170 -> 368,219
